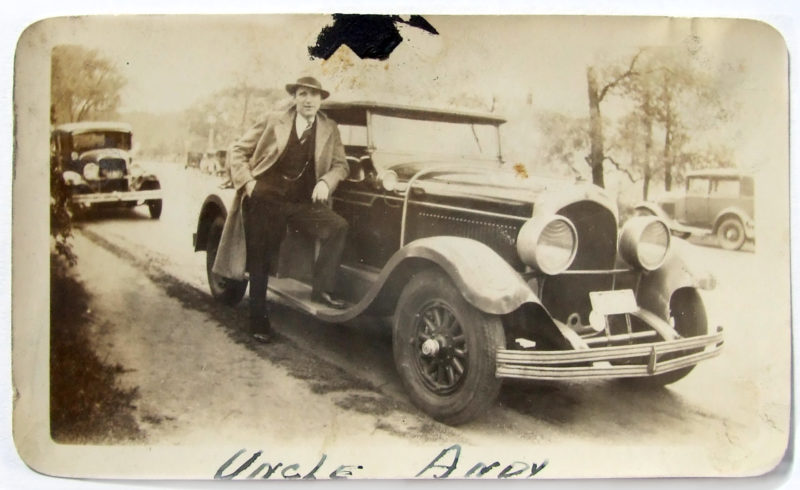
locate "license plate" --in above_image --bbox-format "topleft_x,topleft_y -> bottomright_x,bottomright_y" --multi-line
589,289 -> 638,315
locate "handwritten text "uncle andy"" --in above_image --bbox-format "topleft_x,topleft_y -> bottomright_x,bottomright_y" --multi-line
214,445 -> 547,479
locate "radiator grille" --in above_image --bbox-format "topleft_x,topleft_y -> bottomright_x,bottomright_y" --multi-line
412,211 -> 524,269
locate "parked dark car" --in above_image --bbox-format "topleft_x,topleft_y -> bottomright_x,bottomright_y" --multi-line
51,121 -> 163,218
194,101 -> 723,425
635,169 -> 754,250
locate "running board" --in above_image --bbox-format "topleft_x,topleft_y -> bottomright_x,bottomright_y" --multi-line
266,276 -> 355,323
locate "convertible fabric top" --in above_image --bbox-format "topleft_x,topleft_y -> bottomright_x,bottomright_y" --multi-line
321,100 -> 506,126
54,121 -> 133,135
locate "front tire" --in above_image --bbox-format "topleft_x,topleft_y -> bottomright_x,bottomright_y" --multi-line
206,215 -> 247,306
141,181 -> 162,219
716,217 -> 745,250
392,269 -> 505,425
147,199 -> 162,219
627,288 -> 708,388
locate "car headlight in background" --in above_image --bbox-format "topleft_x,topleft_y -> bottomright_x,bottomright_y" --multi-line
619,216 -> 671,271
517,215 -> 578,275
82,163 -> 100,181
62,170 -> 83,186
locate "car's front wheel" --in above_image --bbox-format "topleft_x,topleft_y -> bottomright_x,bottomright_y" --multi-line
392,268 -> 504,425
626,288 -> 708,388
206,215 -> 247,306
147,199 -> 162,219
141,181 -> 162,219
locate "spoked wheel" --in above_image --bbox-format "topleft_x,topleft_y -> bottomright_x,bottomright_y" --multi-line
393,269 -> 504,425
412,300 -> 469,395
206,215 -> 247,306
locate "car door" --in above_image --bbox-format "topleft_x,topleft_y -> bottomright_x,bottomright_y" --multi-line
709,177 -> 745,222
684,176 -> 710,226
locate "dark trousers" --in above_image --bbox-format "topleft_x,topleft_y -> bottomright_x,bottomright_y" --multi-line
244,179 -> 348,330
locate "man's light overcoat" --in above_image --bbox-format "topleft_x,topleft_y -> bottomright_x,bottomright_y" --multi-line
212,107 -> 349,279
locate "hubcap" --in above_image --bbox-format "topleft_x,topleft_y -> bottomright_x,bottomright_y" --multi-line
412,301 -> 467,394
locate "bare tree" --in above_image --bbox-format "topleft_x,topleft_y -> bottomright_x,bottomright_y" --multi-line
51,45 -> 126,125
585,50 -> 643,188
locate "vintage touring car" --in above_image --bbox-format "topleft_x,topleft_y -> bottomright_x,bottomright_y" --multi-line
193,101 -> 724,425
51,121 -> 163,218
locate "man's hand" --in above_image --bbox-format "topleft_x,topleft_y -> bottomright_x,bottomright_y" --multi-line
311,180 -> 330,203
244,180 -> 256,197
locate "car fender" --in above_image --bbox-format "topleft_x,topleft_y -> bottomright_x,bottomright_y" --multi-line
373,236 -> 540,316
713,206 -> 754,237
636,239 -> 715,319
194,189 -> 235,251
634,201 -> 674,223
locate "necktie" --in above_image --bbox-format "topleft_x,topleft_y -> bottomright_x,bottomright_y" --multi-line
299,118 -> 313,145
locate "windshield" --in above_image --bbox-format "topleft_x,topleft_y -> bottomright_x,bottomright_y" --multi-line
370,114 -> 500,161
71,131 -> 132,153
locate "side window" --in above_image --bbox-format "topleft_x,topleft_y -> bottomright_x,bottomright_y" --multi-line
711,179 -> 741,198
686,178 -> 709,196
740,177 -> 754,197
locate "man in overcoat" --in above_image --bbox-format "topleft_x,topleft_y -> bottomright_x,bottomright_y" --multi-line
212,76 -> 350,343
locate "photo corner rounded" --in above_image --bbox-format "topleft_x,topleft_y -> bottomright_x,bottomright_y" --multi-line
10,408 -> 65,479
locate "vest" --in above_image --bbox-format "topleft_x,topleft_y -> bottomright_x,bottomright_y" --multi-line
260,118 -> 316,202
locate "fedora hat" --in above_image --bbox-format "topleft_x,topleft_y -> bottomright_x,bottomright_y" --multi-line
285,76 -> 330,99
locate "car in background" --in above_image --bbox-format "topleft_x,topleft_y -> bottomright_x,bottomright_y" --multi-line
194,101 -> 724,425
635,169 -> 754,250
51,121 -> 163,219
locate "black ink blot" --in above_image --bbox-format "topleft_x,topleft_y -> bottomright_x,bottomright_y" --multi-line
309,14 -> 438,60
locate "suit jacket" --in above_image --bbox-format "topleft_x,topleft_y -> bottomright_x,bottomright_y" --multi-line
212,107 -> 349,280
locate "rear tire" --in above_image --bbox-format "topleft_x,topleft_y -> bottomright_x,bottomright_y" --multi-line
206,215 -> 247,306
716,217 -> 745,250
392,269 -> 504,425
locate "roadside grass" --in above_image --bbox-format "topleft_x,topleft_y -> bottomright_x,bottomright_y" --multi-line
49,254 -> 145,444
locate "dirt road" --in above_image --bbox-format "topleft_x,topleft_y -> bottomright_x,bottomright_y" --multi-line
62,160 -> 790,478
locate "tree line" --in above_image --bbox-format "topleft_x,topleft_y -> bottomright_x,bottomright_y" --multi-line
51,43 -> 738,202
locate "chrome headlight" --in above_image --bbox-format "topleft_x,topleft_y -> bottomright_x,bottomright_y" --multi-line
62,170 -> 83,186
82,163 -> 100,181
376,170 -> 398,192
517,215 -> 578,275
619,216 -> 671,271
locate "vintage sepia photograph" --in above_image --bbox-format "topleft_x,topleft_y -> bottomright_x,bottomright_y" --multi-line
11,12 -> 791,480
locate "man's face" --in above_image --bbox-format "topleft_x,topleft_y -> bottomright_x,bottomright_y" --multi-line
294,87 -> 322,120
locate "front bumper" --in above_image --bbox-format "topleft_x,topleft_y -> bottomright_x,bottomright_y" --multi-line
71,189 -> 163,205
496,327 -> 723,380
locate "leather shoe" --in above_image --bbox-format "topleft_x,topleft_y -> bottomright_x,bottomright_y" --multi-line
250,316 -> 274,343
253,332 -> 274,344
311,291 -> 347,309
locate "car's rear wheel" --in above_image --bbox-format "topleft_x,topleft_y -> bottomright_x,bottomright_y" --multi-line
392,268 -> 504,425
206,215 -> 247,306
716,217 -> 745,250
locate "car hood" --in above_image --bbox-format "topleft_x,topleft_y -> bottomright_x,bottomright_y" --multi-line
382,159 -> 617,216
79,148 -> 130,163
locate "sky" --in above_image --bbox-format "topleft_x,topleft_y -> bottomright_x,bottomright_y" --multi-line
36,15 -> 772,117
27,14 -> 787,174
